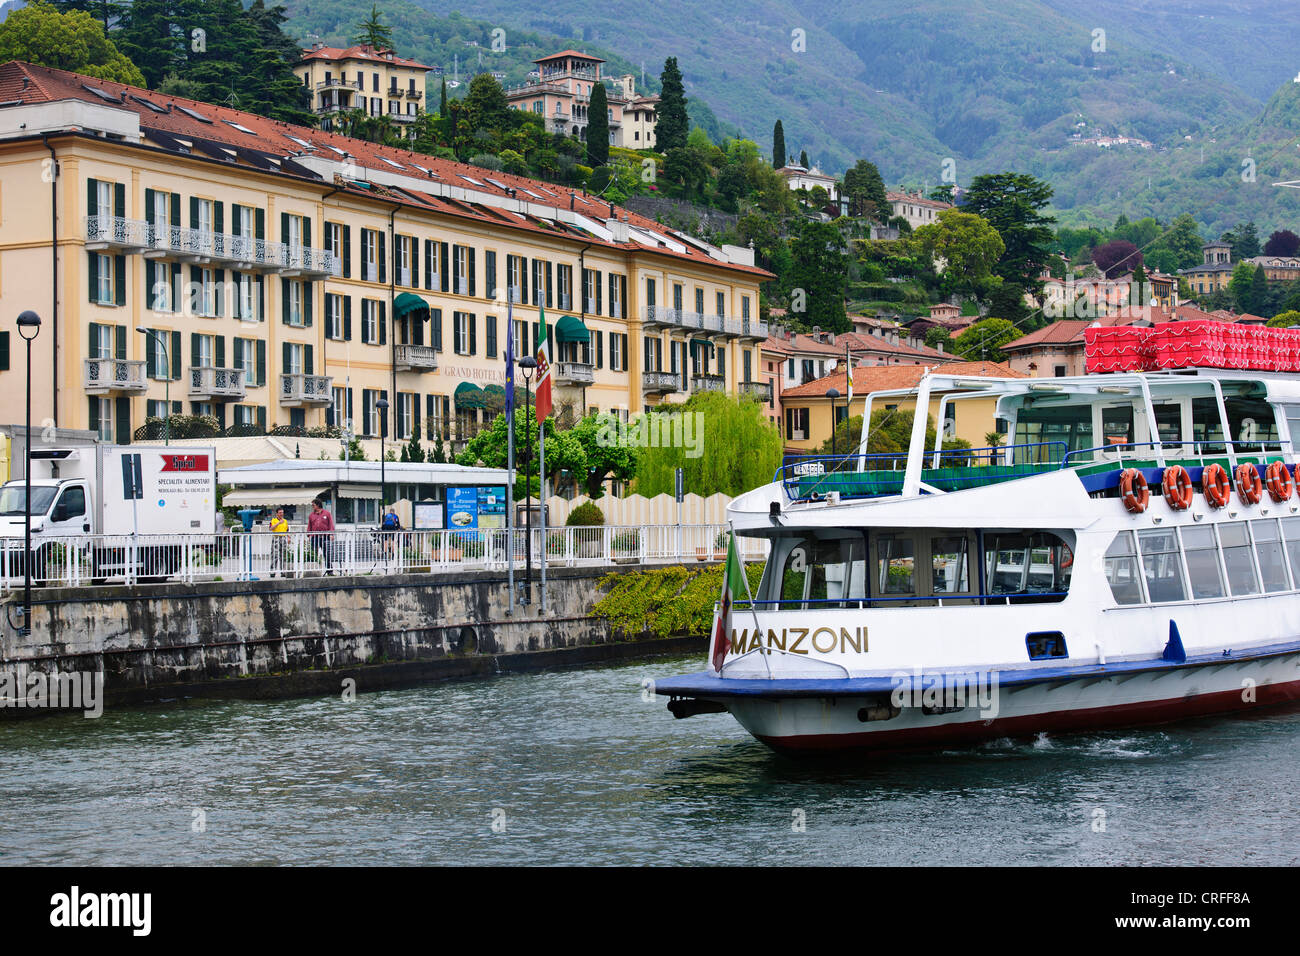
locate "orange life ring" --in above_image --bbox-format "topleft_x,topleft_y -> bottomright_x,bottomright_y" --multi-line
1119,468 -> 1149,514
1235,462 -> 1263,506
1202,463 -> 1231,509
1161,465 -> 1194,511
1266,461 -> 1294,503
1058,545 -> 1074,569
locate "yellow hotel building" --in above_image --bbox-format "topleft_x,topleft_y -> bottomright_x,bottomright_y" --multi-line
0,61 -> 770,449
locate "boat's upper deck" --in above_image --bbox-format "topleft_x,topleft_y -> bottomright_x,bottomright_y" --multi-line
778,367 -> 1300,504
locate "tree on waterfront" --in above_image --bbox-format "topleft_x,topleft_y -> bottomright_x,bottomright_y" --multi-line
655,56 -> 688,151
586,81 -> 610,167
772,119 -> 786,166
353,3 -> 395,50
0,1 -> 145,85
634,391 -> 782,499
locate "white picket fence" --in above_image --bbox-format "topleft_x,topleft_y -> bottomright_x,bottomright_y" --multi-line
0,525 -> 768,590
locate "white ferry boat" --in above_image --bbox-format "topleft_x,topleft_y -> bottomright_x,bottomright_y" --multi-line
655,367 -> 1300,754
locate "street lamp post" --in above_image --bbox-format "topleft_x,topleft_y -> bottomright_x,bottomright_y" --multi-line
375,397 -> 390,527
17,310 -> 41,637
826,387 -> 840,457
136,327 -> 170,445
518,355 -> 537,604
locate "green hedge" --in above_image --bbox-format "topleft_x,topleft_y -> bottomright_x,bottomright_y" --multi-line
590,562 -> 765,639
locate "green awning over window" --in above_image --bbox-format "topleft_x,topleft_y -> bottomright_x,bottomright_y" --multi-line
393,292 -> 430,318
454,381 -> 486,409
554,314 -> 590,344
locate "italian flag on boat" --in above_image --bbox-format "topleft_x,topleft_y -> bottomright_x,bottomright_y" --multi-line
535,305 -> 552,425
711,532 -> 746,673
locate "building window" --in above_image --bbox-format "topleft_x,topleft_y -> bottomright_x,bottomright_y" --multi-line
362,299 -> 378,344
286,281 -> 304,326
362,229 -> 378,282
326,293 -> 343,341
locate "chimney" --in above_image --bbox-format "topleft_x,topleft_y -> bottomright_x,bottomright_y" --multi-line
937,341 -> 945,354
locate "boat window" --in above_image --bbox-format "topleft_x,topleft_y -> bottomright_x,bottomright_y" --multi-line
1219,521 -> 1260,596
930,535 -> 970,594
1225,398 -> 1277,451
1013,404 -> 1093,462
1281,404 -> 1300,454
1251,519 -> 1290,593
876,534 -> 915,595
1101,404 -> 1134,448
1152,403 -> 1183,450
1191,397 -> 1225,454
1180,524 -> 1226,599
1137,529 -> 1187,602
768,533 -> 866,609
983,531 -> 1071,600
1103,531 -> 1143,605
1283,516 -> 1300,583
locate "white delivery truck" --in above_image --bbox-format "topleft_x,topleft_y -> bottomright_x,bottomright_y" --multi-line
0,444 -> 216,582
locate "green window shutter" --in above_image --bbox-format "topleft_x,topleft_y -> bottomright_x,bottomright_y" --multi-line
114,255 -> 126,306
145,188 -> 156,227
302,216 -> 312,248
191,333 -> 201,369
87,252 -> 99,302
304,283 -> 313,327
115,397 -> 130,444
411,237 -> 420,288
282,342 -> 291,376
281,277 -> 290,324
257,406 -> 266,431
378,301 -> 386,345
432,309 -> 442,351
256,340 -> 266,386
86,178 -> 98,217
233,337 -> 244,375
0,331 -> 8,371
214,202 -> 224,235
256,275 -> 264,322
440,243 -> 449,293
343,225 -> 352,278
468,313 -> 476,355
255,208 -> 265,239
597,330 -> 603,368
170,330 -> 181,379
468,247 -> 476,297
214,404 -> 225,430
171,193 -> 181,226
304,344 -> 313,375
113,182 -> 124,219
88,322 -> 100,357
280,212 -> 290,244
88,397 -> 100,434
486,315 -> 496,358
452,312 -> 460,351
115,324 -> 126,360
531,259 -> 539,307
423,240 -> 432,290
378,232 -> 386,284
144,329 -> 157,376
596,270 -> 603,315
230,204 -> 242,237
344,296 -> 352,341
191,196 -> 200,229
485,250 -> 496,300
215,335 -> 225,370
546,262 -> 553,308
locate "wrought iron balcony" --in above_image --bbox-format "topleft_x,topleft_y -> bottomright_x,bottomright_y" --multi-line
641,370 -> 679,394
740,380 -> 774,403
189,366 -> 246,401
555,361 -> 595,386
83,358 -> 147,395
691,374 -> 725,393
395,344 -> 439,372
280,373 -> 333,406
84,216 -> 149,252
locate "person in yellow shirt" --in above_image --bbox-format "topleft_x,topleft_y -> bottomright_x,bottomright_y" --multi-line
270,508 -> 289,576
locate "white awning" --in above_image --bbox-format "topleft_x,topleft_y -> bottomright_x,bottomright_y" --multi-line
337,483 -> 381,499
222,486 -> 329,507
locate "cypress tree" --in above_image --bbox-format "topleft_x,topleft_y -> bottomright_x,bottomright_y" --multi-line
799,148 -> 808,168
773,119 -> 786,167
1249,264 -> 1270,315
586,81 -> 609,166
655,56 -> 688,151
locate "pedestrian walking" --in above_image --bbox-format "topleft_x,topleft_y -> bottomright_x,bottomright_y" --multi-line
270,508 -> 290,577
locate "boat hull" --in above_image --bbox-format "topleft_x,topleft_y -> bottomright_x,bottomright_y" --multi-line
686,653 -> 1300,755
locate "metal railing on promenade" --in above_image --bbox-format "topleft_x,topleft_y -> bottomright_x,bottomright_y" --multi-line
0,525 -> 768,590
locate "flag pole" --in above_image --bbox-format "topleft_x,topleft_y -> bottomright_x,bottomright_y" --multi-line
539,412 -> 547,612
505,296 -> 515,614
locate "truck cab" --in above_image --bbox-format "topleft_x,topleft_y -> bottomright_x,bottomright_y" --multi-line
0,478 -> 93,539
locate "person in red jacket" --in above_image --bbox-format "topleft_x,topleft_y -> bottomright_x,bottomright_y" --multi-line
307,497 -> 335,574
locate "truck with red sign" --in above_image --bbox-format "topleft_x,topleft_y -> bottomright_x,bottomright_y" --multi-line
0,444 -> 216,581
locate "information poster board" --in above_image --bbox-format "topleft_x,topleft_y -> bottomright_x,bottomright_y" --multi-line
476,485 -> 506,530
413,501 -> 443,530
446,486 -> 479,529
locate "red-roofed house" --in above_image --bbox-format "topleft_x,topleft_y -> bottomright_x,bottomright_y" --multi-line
0,60 -> 772,498
298,43 -> 432,132
505,50 -> 632,146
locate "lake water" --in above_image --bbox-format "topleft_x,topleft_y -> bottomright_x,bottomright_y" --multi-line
1,652 -> 1297,865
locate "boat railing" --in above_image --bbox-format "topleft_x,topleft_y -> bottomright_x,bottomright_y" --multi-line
777,441 -> 1068,501
1060,439 -> 1287,468
733,592 -> 1070,610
